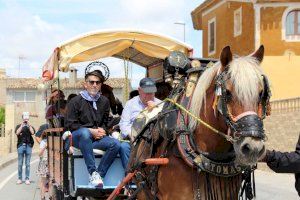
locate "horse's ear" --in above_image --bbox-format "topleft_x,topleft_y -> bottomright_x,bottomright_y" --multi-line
220,46 -> 232,69
252,45 -> 264,63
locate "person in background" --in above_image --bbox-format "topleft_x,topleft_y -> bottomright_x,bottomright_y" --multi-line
46,89 -> 65,127
129,90 -> 139,100
65,70 -> 120,188
36,133 -> 49,200
67,93 -> 77,103
53,99 -> 67,127
119,78 -> 161,170
35,123 -> 49,144
15,112 -> 35,185
260,134 -> 300,196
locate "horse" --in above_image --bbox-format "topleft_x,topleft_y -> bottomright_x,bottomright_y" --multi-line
128,45 -> 271,200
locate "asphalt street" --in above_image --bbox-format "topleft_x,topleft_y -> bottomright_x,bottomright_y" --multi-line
0,157 -> 298,200
0,155 -> 41,200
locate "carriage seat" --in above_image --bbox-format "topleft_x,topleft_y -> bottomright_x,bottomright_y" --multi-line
62,131 -> 106,156
71,147 -> 106,156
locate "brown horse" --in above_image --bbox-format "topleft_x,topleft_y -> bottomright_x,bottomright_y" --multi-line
129,45 -> 270,200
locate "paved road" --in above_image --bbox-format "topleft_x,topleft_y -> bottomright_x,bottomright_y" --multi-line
0,158 -> 298,200
255,170 -> 299,200
0,155 -> 41,200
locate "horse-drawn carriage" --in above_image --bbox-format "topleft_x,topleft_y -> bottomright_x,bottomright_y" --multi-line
41,30 -> 192,199
41,30 -> 271,200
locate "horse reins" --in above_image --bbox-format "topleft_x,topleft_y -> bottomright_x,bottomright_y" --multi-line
164,97 -> 236,143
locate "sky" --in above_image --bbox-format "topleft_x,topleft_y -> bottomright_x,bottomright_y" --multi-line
0,0 -> 204,87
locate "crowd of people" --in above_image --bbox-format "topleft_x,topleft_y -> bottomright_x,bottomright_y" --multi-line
14,70 -> 300,197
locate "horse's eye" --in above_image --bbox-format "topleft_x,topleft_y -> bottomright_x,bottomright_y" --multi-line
258,91 -> 263,101
226,90 -> 232,101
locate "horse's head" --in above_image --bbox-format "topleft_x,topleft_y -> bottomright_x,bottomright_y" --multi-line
190,45 -> 271,166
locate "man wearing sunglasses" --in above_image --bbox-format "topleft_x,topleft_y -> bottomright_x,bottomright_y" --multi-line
65,70 -> 121,188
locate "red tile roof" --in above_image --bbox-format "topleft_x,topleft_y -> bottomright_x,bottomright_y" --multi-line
5,78 -> 127,89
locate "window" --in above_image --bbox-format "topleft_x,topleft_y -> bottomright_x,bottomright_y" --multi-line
286,10 -> 300,36
234,7 -> 242,37
14,92 -> 24,102
13,91 -> 36,102
282,8 -> 300,42
208,17 -> 216,55
26,92 -> 36,102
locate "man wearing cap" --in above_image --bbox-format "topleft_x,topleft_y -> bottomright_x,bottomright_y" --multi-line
65,70 -> 120,188
119,77 -> 161,169
15,112 -> 35,185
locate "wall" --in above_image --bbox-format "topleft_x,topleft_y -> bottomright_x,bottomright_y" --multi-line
260,6 -> 300,56
0,79 -> 6,106
262,55 -> 300,100
258,97 -> 300,171
201,1 -> 255,58
0,130 -> 13,155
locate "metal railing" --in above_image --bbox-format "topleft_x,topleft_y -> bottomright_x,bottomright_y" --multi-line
0,124 -> 5,137
270,97 -> 300,113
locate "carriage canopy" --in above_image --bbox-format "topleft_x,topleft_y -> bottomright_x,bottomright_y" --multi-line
42,29 -> 193,82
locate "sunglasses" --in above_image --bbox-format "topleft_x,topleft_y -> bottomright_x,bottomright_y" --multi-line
87,80 -> 101,85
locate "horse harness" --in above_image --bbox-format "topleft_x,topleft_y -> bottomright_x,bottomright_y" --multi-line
129,65 -> 271,200
214,67 -> 271,140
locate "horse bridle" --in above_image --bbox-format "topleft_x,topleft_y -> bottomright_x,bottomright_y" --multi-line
214,68 -> 271,141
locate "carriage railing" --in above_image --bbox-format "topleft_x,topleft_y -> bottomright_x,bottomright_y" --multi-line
270,97 -> 300,113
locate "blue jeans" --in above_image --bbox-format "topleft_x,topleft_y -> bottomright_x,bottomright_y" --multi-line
72,128 -> 121,177
119,142 -> 131,170
17,144 -> 32,180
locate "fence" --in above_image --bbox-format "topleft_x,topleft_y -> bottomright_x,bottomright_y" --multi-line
0,124 -> 4,137
270,97 -> 300,113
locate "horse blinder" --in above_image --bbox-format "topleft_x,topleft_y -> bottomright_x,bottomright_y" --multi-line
214,71 -> 268,140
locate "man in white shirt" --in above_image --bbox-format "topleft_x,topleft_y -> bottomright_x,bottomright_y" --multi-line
119,78 -> 161,169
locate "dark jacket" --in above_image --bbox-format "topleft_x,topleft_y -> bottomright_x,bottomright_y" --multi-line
64,94 -> 110,132
265,134 -> 300,196
15,124 -> 35,148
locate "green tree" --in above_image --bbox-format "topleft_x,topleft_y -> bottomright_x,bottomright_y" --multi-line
0,107 -> 5,124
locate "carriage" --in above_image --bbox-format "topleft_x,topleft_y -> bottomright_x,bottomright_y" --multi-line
41,30 -> 271,200
40,29 -> 198,199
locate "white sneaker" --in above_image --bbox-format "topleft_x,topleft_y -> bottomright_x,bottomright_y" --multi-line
16,179 -> 22,184
25,180 -> 30,185
89,171 -> 103,188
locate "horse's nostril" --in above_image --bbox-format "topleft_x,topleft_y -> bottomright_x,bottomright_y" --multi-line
241,143 -> 251,155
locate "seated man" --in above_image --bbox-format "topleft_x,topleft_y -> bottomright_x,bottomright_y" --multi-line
65,70 -> 121,187
119,78 -> 161,170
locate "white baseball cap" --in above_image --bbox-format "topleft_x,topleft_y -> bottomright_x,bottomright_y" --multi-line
22,112 -> 30,120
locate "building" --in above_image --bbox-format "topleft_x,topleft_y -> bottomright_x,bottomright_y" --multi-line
192,0 -> 300,100
0,69 -> 130,155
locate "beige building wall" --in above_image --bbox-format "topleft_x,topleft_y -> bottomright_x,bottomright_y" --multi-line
192,0 -> 300,100
260,7 -> 300,56
262,55 -> 300,100
0,80 -> 7,106
196,2 -> 255,58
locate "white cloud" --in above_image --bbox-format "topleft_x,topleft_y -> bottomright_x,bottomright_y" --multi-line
0,0 -> 204,82
0,2 -> 77,77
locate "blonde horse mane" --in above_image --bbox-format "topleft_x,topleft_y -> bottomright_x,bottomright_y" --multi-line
189,56 -> 265,131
